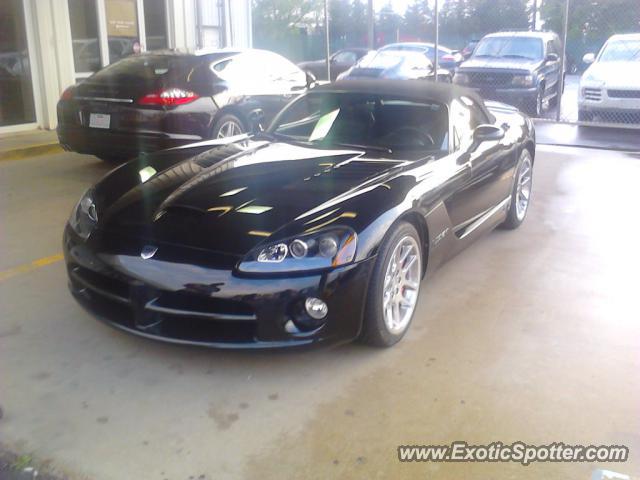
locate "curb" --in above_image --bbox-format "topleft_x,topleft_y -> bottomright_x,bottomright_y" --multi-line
0,143 -> 63,162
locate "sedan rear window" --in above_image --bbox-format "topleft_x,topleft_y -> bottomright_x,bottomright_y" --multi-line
90,55 -> 197,83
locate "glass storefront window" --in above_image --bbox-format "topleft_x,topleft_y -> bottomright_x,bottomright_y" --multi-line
144,0 -> 167,51
105,0 -> 139,63
69,0 -> 102,75
0,0 -> 36,127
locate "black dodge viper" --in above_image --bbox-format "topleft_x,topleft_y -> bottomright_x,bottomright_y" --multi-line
64,80 -> 535,349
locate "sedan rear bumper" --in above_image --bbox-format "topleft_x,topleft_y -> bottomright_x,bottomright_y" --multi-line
64,226 -> 375,350
57,124 -> 202,160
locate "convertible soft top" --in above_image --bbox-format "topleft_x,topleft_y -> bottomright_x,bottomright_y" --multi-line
317,79 -> 487,111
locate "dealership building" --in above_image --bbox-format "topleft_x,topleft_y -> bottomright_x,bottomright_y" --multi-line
0,0 -> 252,134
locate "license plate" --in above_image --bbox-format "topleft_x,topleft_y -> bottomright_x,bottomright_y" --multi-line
89,113 -> 110,129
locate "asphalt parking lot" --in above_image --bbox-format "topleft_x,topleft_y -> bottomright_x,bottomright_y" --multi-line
1,144 -> 639,480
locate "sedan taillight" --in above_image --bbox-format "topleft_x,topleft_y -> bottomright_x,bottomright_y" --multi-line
138,88 -> 199,106
61,86 -> 75,101
441,54 -> 455,62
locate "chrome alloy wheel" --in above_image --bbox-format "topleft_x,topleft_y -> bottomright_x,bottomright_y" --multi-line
382,235 -> 421,335
515,155 -> 532,221
216,120 -> 243,138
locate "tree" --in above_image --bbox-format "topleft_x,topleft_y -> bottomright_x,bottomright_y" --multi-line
377,3 -> 403,44
466,0 -> 529,36
540,0 -> 640,67
252,0 -> 324,61
402,0 -> 434,41
328,0 -> 368,48
252,0 -> 323,42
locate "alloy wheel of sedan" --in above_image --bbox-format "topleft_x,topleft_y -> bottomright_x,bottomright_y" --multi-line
216,120 -> 243,138
382,235 -> 421,334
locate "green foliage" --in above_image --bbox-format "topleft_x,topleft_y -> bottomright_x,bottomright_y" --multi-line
12,454 -> 33,471
251,0 -> 638,64
540,0 -> 640,65
402,1 -> 434,39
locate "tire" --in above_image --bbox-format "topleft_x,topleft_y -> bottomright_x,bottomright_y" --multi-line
526,86 -> 544,117
500,149 -> 533,230
212,113 -> 246,139
359,222 -> 423,348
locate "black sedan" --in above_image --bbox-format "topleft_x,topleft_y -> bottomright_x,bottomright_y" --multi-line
297,48 -> 371,81
57,49 -> 315,161
64,80 -> 535,349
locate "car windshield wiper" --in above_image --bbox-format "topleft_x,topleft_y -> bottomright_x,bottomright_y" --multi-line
473,54 -> 495,58
330,142 -> 393,154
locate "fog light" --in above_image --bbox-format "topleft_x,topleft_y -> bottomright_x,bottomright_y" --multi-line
305,297 -> 328,320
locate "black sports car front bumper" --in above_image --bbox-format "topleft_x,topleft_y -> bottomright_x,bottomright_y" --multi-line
63,226 -> 375,350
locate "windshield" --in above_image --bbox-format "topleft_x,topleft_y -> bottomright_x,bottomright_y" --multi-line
90,54 -> 196,83
270,92 -> 449,157
599,39 -> 640,62
383,44 -> 451,57
356,50 -> 427,70
474,37 -> 543,60
357,51 -> 405,69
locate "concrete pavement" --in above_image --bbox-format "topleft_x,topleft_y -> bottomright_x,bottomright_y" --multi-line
0,147 -> 639,480
0,130 -> 61,162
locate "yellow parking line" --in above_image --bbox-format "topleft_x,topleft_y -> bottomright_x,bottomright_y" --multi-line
0,253 -> 64,283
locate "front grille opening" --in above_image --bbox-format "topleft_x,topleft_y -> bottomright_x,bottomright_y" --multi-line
469,72 -> 514,86
77,287 -> 258,344
608,89 -> 640,99
71,265 -> 130,301
154,290 -> 255,318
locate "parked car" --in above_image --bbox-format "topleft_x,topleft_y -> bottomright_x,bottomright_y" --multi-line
453,31 -> 563,116
336,50 -> 451,82
379,42 -> 463,73
57,49 -> 315,161
64,80 -> 535,350
297,48 -> 371,81
578,33 -> 640,122
461,40 -> 479,60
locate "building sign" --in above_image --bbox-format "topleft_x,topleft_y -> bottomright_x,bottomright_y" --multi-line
105,0 -> 138,37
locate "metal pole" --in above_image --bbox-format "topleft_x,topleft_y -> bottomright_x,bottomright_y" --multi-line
434,0 -> 439,81
532,0 -> 537,31
367,0 -> 374,49
324,0 -> 331,80
556,0 -> 569,121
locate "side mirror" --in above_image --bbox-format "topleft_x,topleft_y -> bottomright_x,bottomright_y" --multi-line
582,52 -> 595,64
546,53 -> 559,62
473,124 -> 505,144
305,71 -> 317,88
248,108 -> 265,133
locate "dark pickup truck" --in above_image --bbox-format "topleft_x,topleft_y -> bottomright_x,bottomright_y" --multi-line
453,31 -> 564,117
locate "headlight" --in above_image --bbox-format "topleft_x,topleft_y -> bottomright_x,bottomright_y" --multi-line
512,74 -> 534,87
69,188 -> 98,240
238,227 -> 357,274
453,72 -> 469,85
